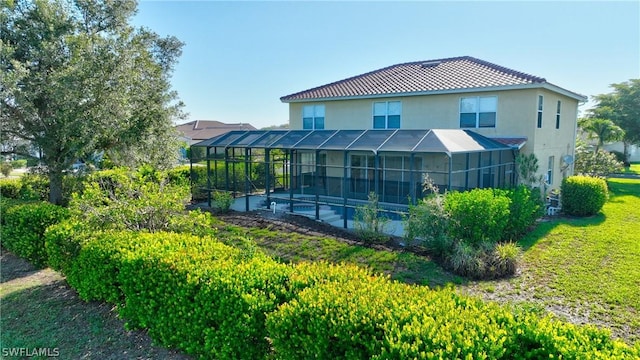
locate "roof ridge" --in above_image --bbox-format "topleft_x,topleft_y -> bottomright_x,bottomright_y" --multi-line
280,56 -> 563,102
280,56 -> 471,101
463,56 -> 546,83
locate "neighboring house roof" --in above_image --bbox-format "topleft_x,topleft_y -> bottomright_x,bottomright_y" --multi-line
176,120 -> 257,142
281,56 -> 586,102
192,129 -> 513,156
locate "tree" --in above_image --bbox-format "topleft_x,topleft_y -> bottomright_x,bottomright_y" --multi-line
1,0 -> 184,204
577,118 -> 625,152
588,79 -> 640,158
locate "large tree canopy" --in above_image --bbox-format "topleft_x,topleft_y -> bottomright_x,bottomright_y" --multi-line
588,79 -> 640,146
1,0 -> 184,204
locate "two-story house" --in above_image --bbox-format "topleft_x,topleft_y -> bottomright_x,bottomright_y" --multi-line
191,56 -> 586,219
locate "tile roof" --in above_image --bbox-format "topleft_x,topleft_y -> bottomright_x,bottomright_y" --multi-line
490,137 -> 528,149
176,120 -> 257,141
281,56 -> 579,102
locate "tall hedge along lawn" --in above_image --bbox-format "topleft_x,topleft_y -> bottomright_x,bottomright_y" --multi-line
36,223 -> 638,359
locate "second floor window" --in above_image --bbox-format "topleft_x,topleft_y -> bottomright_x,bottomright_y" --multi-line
460,96 -> 497,128
373,101 -> 401,129
537,95 -> 544,128
303,105 -> 325,129
556,100 -> 561,129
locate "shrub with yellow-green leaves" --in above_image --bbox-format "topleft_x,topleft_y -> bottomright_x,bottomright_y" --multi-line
267,278 -> 638,359
1,202 -> 70,267
44,220 -> 92,274
561,175 -> 609,216
0,178 -> 22,198
50,223 -> 638,359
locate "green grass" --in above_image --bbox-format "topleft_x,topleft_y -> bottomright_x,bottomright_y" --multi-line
215,224 -> 462,287
0,255 -> 190,359
622,162 -> 640,175
473,178 -> 640,342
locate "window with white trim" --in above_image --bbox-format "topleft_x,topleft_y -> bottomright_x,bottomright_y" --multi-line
302,105 -> 325,129
459,96 -> 497,128
547,156 -> 554,184
555,100 -> 561,129
537,95 -> 543,128
373,101 -> 401,129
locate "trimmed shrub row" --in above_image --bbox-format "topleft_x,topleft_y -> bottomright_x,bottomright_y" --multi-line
2,202 -> 70,267
37,227 -> 638,359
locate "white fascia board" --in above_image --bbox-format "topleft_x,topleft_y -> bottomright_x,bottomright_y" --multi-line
282,83 -> 588,103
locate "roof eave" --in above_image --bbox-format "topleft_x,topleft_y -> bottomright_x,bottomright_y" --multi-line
281,83 -> 587,103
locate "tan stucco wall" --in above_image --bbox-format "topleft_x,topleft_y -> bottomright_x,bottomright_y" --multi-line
287,88 -> 580,189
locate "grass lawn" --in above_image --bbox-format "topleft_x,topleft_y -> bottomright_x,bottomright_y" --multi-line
465,178 -> 640,343
622,162 -> 640,175
215,224 -> 463,287
0,252 -> 191,359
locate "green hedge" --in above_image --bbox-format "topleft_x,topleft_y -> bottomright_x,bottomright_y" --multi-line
54,228 -> 637,359
59,228 -> 386,359
502,185 -> 543,241
267,278 -> 636,359
44,220 -> 92,274
561,176 -> 608,216
0,178 -> 22,199
1,202 -> 70,267
444,188 -> 511,245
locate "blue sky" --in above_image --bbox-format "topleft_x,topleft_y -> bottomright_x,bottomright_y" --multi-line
133,1 -> 640,129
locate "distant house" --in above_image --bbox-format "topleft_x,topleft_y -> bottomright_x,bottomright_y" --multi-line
192,56 -> 586,217
176,120 -> 256,145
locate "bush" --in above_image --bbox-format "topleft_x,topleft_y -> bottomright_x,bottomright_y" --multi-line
44,220 -> 92,274
211,190 -> 234,213
1,202 -> 70,267
267,277 -> 635,359
18,172 -> 49,201
354,192 -> 391,244
610,150 -> 626,163
404,193 -> 452,253
501,186 -> 543,241
0,162 -> 13,177
444,188 -> 511,245
0,178 -> 22,199
66,231 -> 138,303
70,168 -> 192,232
404,187 -> 524,279
10,159 -> 27,169
561,176 -> 608,216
